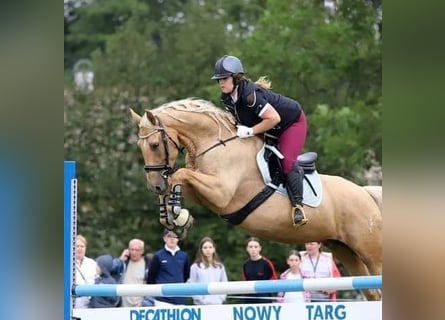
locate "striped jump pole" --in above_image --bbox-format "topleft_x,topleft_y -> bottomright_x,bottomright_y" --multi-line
74,275 -> 382,297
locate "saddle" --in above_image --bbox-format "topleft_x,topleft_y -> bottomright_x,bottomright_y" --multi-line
260,136 -> 322,208
221,138 -> 322,225
263,135 -> 317,182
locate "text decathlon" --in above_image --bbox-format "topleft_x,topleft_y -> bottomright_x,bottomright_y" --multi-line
306,304 -> 346,320
233,305 -> 282,320
130,308 -> 201,320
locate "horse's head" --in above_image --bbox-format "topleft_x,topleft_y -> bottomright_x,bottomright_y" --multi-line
130,108 -> 181,195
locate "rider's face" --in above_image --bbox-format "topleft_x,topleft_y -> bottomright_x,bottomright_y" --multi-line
218,77 -> 234,94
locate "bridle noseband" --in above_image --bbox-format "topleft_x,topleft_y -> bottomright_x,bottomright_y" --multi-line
138,116 -> 183,179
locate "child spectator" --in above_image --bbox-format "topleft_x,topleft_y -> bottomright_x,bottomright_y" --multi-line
189,237 -> 228,305
89,254 -> 120,308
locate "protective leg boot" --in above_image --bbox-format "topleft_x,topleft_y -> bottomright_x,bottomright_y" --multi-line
285,164 -> 308,227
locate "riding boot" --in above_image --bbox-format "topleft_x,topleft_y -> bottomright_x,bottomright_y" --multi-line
285,164 -> 308,227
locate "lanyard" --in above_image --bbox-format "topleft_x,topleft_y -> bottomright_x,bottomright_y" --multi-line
309,255 -> 320,274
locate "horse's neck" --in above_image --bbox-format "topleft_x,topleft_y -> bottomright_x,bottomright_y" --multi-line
162,115 -> 233,156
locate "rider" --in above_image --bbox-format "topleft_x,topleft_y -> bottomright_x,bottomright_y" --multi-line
211,55 -> 308,226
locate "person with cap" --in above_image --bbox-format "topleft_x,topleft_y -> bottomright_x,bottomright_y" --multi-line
211,55 -> 308,227
89,254 -> 120,308
146,230 -> 191,305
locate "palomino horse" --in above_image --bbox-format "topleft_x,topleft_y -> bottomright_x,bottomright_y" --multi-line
130,98 -> 382,301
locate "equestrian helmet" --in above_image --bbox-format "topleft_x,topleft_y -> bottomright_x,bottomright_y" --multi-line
211,55 -> 244,80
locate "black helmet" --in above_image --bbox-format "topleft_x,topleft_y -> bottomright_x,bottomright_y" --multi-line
211,55 -> 244,80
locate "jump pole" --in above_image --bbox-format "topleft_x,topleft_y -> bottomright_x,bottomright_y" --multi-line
74,275 -> 382,297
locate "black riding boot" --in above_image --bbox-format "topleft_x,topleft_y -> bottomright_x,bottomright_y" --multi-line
285,163 -> 308,226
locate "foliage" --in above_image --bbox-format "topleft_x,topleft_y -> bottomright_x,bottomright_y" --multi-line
309,99 -> 381,181
91,19 -> 159,96
241,0 -> 381,114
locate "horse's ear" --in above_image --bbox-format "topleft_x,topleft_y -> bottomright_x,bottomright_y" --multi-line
144,110 -> 158,126
129,108 -> 142,125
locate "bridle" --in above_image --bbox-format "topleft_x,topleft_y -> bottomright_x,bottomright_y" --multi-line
138,114 -> 239,179
138,115 -> 183,179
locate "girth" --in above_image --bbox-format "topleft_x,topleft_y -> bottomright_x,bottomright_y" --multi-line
221,185 -> 275,225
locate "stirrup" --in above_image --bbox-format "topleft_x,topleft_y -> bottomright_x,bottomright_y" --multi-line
291,204 -> 308,227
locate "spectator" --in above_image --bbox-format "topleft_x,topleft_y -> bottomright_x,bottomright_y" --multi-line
277,250 -> 308,303
147,230 -> 190,305
74,234 -> 97,308
89,254 -> 119,308
112,239 -> 153,307
300,242 -> 341,302
189,237 -> 228,305
242,237 -> 278,304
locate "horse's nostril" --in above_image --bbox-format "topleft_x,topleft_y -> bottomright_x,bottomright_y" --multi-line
155,186 -> 162,194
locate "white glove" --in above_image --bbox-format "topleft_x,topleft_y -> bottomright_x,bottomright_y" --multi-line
236,125 -> 254,138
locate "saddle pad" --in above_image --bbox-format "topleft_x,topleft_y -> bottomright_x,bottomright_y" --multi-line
256,145 -> 322,208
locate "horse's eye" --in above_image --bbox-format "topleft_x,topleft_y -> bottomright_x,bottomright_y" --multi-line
150,142 -> 160,150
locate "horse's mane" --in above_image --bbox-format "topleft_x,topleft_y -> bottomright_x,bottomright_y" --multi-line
152,98 -> 236,133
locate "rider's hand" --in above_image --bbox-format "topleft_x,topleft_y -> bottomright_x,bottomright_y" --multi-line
236,125 -> 254,138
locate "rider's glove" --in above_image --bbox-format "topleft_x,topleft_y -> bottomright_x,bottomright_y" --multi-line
236,125 -> 254,138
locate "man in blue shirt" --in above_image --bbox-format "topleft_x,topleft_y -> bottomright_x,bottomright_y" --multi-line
147,230 -> 190,305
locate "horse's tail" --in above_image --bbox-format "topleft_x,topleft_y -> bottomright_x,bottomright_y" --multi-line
363,185 -> 382,214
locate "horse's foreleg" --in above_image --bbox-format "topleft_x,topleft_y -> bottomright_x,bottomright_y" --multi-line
156,191 -> 193,240
158,194 -> 174,227
171,168 -> 235,210
167,184 -> 194,228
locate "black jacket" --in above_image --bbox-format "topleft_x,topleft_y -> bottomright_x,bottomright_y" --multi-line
221,80 -> 302,136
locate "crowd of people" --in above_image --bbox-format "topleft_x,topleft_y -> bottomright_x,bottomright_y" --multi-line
74,233 -> 341,309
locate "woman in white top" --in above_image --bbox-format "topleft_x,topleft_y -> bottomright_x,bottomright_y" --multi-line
278,250 -> 308,303
74,234 -> 97,308
189,237 -> 228,305
300,242 -> 341,302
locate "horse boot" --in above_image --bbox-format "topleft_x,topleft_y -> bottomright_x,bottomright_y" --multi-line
285,163 -> 308,227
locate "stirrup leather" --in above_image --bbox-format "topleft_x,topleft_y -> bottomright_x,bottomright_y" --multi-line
291,204 -> 308,227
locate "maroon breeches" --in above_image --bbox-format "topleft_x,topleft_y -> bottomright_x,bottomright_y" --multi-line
279,111 -> 307,174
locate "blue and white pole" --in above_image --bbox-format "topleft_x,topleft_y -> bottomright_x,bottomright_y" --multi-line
75,275 -> 382,297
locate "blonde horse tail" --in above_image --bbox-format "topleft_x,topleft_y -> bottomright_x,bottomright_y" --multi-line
363,185 -> 382,215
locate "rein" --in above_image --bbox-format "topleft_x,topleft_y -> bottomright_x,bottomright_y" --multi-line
196,136 -> 238,158
139,116 -> 183,178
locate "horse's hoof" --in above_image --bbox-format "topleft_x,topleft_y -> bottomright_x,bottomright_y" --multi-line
172,227 -> 187,240
174,209 -> 193,228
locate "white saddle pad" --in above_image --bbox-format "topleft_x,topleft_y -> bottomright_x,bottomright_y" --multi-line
256,145 -> 323,208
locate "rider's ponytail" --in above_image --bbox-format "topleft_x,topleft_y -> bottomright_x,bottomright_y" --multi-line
255,76 -> 272,89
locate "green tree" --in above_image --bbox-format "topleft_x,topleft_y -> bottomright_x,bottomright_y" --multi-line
310,100 -> 381,181
241,0 -> 381,111
65,0 -> 150,69
91,19 -> 160,98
